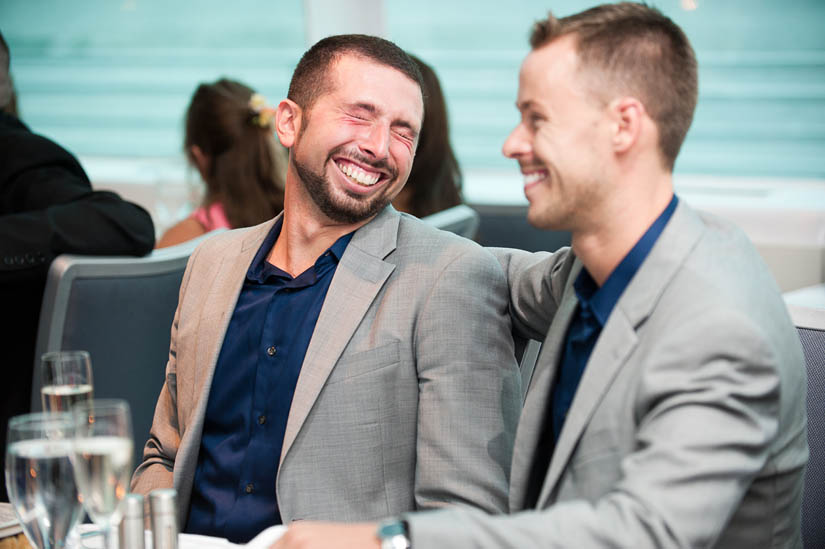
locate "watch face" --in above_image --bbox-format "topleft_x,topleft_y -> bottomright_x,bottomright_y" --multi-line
377,519 -> 410,549
378,520 -> 407,538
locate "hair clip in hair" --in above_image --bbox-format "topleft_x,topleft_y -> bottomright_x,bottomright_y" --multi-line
249,93 -> 275,129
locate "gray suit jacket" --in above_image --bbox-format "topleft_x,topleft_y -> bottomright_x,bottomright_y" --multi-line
131,206 -> 521,526
409,202 -> 808,548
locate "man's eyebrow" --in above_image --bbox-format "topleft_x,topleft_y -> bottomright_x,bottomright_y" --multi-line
347,101 -> 419,135
349,102 -> 377,114
392,119 -> 418,135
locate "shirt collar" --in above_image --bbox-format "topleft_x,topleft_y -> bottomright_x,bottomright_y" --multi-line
575,194 -> 679,326
246,217 -> 354,283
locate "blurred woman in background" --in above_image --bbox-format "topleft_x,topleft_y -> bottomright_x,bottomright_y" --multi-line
392,55 -> 463,218
156,78 -> 287,248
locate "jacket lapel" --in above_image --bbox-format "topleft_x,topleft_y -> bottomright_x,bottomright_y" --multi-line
279,207 -> 400,465
532,202 -> 706,507
509,261 -> 581,511
537,309 -> 638,504
174,219 -> 276,514
191,220 -> 277,421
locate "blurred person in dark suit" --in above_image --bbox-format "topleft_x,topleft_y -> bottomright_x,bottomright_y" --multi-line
0,30 -> 155,501
391,55 -> 462,219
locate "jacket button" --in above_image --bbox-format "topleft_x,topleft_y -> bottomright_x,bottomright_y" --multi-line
245,483 -> 254,494
267,346 -> 276,357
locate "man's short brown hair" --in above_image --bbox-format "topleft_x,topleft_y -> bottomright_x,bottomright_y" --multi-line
530,2 -> 698,171
287,34 -> 424,119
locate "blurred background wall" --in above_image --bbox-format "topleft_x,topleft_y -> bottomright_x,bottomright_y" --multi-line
2,0 -> 824,290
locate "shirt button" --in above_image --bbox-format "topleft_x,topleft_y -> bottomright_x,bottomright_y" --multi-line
258,415 -> 266,425
267,346 -> 276,356
245,483 -> 254,494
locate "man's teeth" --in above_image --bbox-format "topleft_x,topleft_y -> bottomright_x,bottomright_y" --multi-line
338,162 -> 380,186
524,171 -> 547,184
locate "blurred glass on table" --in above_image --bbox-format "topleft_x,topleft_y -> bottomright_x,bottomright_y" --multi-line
40,351 -> 94,413
4,412 -> 83,549
71,399 -> 133,549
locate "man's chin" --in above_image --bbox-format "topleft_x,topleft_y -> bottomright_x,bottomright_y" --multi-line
314,193 -> 390,225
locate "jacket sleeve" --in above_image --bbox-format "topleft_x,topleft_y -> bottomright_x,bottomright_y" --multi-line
0,129 -> 154,276
412,246 -> 522,514
488,246 -> 575,341
130,243 -> 201,497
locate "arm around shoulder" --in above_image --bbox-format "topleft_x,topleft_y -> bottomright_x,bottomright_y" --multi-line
488,247 -> 575,341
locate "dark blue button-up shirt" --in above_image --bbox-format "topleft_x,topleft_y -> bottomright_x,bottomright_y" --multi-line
185,219 -> 353,543
551,195 -> 679,440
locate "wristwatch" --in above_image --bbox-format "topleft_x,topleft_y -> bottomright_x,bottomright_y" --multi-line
376,518 -> 411,549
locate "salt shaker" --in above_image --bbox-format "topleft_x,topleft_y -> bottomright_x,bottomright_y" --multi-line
119,493 -> 146,549
149,488 -> 179,549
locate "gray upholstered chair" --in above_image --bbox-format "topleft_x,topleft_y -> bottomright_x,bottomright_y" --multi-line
786,303 -> 825,548
30,230 -> 223,469
421,204 -> 480,239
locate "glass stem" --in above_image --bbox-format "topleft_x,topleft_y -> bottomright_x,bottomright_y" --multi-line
103,524 -> 116,549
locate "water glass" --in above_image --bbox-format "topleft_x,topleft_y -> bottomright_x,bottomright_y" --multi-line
5,412 -> 83,549
71,399 -> 134,549
41,351 -> 94,413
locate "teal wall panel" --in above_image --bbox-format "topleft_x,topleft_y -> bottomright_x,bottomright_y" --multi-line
2,0 -> 824,178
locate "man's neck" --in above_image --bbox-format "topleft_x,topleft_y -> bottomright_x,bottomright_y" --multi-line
267,199 -> 370,277
572,174 -> 674,286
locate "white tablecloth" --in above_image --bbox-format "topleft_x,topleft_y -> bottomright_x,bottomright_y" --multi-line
75,524 -> 285,549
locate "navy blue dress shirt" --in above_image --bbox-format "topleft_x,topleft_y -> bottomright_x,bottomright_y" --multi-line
185,219 -> 353,543
524,195 -> 678,508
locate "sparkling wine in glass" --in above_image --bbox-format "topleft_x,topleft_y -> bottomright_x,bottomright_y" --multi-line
72,399 -> 133,549
5,412 -> 83,549
41,351 -> 94,413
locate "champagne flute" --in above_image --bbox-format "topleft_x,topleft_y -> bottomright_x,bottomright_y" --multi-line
71,399 -> 133,549
5,412 -> 83,549
41,351 -> 94,412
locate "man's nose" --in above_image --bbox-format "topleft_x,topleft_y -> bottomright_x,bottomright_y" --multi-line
359,123 -> 390,159
502,123 -> 531,159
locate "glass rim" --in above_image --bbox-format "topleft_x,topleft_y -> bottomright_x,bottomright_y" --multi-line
7,411 -> 75,431
41,350 -> 91,362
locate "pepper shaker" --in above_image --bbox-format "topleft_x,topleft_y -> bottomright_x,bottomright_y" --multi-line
149,488 -> 178,549
119,493 -> 145,549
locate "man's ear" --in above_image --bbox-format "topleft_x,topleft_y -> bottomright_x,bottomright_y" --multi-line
275,99 -> 302,148
609,96 -> 645,154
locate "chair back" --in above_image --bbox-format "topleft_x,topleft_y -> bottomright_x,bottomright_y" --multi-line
31,231 -> 221,468
421,204 -> 480,239
787,303 -> 825,548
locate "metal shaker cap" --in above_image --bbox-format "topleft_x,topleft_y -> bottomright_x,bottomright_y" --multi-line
149,488 -> 177,515
122,493 -> 144,518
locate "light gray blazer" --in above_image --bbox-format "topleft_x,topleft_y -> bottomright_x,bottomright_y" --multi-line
409,202 -> 808,548
131,206 -> 521,526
